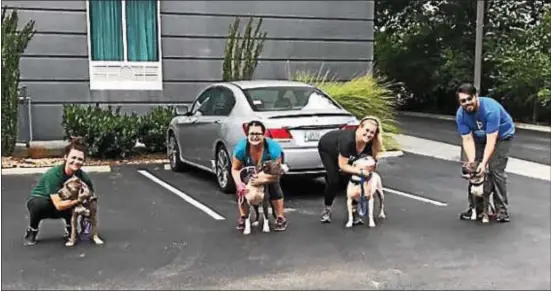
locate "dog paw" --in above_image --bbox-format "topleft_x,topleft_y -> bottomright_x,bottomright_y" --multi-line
65,241 -> 76,247
262,227 -> 270,233
482,216 -> 490,224
368,221 -> 376,228
252,221 -> 259,227
378,212 -> 386,219
345,221 -> 353,228
92,236 -> 104,245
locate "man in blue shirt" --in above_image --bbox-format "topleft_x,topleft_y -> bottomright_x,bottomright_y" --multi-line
455,83 -> 514,223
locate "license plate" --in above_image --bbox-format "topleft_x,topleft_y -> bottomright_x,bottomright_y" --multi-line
304,131 -> 322,142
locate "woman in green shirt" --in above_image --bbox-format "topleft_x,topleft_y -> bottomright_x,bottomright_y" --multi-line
23,137 -> 95,246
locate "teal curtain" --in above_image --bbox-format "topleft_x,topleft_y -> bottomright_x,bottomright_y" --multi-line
89,0 -> 124,61
126,0 -> 159,62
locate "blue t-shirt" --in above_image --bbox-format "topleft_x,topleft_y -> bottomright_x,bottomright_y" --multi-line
456,97 -> 515,141
233,137 -> 283,166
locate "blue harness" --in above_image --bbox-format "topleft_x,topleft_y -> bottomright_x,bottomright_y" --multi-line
358,173 -> 372,217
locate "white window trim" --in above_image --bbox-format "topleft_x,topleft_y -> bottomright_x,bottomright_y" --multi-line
85,0 -> 163,91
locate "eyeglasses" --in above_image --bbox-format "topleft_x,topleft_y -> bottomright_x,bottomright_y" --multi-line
248,132 -> 264,137
459,96 -> 474,104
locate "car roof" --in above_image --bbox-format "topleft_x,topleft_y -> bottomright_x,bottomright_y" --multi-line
226,80 -> 315,90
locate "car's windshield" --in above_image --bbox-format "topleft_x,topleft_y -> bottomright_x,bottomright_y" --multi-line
243,86 -> 342,112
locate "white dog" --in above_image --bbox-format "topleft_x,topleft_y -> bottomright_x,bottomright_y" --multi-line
345,156 -> 386,228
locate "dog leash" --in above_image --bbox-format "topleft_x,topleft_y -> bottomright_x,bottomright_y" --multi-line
358,175 -> 368,217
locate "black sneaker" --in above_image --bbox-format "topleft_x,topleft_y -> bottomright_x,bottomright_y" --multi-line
274,216 -> 287,231
320,207 -> 332,223
496,211 -> 510,223
236,216 -> 246,230
23,228 -> 38,246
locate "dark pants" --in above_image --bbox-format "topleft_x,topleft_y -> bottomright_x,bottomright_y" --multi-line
464,138 -> 513,213
265,179 -> 284,201
26,197 -> 72,230
318,150 -> 355,207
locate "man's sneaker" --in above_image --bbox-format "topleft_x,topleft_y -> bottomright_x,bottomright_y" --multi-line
236,216 -> 246,230
320,206 -> 332,223
459,208 -> 484,220
23,228 -> 38,246
274,216 -> 287,231
496,211 -> 510,223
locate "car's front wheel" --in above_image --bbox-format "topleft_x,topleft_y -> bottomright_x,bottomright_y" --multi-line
215,145 -> 235,194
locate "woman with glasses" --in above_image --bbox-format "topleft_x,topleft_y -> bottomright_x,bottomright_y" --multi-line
23,137 -> 96,246
317,116 -> 385,224
231,120 -> 288,231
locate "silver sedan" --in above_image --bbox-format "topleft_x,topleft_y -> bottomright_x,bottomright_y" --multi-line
166,80 -> 359,193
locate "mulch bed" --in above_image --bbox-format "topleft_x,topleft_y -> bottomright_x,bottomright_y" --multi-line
2,153 -> 169,169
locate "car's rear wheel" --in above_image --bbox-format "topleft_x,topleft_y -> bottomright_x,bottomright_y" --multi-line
167,134 -> 187,172
216,145 -> 235,194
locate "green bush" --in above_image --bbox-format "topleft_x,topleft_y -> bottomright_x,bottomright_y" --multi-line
137,106 -> 174,153
1,7 -> 35,156
293,72 -> 401,151
222,16 -> 267,81
62,105 -> 139,159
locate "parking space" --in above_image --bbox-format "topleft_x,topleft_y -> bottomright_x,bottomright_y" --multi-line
2,154 -> 550,290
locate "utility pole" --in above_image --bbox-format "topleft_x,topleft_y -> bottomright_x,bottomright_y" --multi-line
461,0 -> 485,164
474,0 -> 485,92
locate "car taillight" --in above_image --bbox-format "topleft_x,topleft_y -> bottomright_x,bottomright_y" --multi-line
266,128 -> 293,140
241,123 -> 293,140
341,124 -> 358,130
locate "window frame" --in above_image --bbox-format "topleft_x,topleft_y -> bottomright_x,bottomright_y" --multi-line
85,0 -> 163,91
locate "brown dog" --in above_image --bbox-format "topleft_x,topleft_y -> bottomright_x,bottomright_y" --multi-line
242,160 -> 289,235
58,176 -> 103,246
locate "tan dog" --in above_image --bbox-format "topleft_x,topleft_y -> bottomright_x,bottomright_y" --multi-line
242,160 -> 289,235
58,176 -> 103,246
346,156 -> 386,228
462,161 -> 495,223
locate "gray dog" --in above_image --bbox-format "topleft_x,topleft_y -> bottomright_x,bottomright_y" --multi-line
58,176 -> 104,246
462,161 -> 496,223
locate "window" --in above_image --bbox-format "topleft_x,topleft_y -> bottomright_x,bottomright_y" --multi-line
86,0 -> 162,90
192,87 -> 236,116
243,87 -> 342,111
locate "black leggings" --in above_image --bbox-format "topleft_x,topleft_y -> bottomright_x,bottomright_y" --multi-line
26,197 -> 72,229
318,150 -> 355,207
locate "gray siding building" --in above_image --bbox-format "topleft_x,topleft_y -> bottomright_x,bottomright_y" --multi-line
4,0 -> 374,141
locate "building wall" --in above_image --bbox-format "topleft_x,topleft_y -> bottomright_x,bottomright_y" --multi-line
3,0 -> 375,141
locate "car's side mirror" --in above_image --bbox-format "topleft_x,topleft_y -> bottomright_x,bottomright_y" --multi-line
174,105 -> 190,116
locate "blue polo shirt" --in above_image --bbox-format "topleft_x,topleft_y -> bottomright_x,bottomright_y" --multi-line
233,137 -> 283,166
456,97 -> 515,141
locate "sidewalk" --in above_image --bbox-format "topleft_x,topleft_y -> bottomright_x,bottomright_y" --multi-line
394,134 -> 551,182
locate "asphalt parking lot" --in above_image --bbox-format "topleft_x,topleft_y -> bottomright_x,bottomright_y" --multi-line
2,153 -> 550,290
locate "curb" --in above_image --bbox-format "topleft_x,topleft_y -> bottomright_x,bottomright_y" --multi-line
1,165 -> 112,175
399,111 -> 551,133
161,151 -> 404,171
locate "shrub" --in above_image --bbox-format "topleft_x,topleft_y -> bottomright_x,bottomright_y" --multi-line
1,7 -> 35,156
293,71 -> 401,151
61,104 -> 139,159
222,16 -> 267,81
137,106 -> 174,153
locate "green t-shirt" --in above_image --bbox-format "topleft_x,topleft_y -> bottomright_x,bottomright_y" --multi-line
29,164 -> 95,200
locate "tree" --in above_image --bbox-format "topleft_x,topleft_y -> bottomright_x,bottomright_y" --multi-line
1,7 -> 36,156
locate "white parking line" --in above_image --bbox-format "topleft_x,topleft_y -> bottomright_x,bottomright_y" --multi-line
137,170 -> 226,221
383,187 -> 448,207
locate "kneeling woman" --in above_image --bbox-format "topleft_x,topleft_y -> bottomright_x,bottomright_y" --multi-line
317,116 -> 384,224
231,120 -> 288,231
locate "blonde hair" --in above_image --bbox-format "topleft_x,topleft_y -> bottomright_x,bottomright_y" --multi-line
359,115 -> 385,159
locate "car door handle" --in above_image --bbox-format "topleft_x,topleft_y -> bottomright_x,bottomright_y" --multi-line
214,120 -> 221,124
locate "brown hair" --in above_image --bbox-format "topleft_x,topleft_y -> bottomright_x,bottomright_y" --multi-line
64,136 -> 87,156
359,116 -> 385,159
